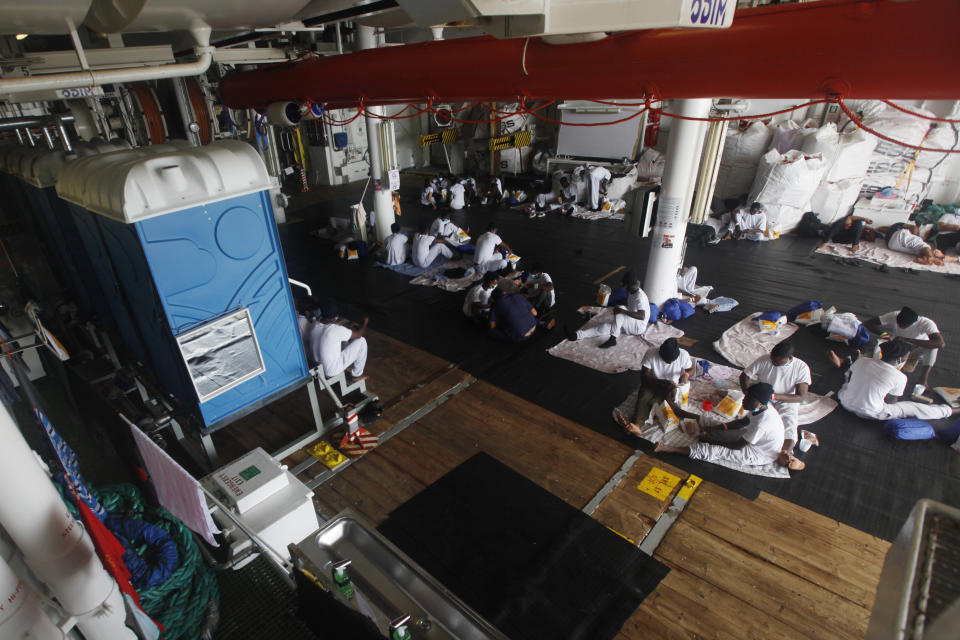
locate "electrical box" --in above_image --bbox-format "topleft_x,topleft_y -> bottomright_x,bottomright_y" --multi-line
203,447 -> 319,568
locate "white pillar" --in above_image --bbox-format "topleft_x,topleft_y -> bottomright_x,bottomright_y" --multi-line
643,98 -> 712,304
0,403 -> 135,640
357,25 -> 396,243
0,552 -> 64,640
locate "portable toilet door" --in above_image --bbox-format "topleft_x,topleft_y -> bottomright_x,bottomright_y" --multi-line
57,141 -> 310,429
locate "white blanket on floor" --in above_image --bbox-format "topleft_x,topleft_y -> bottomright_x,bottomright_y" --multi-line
713,312 -> 799,368
816,239 -> 960,274
569,205 -> 625,221
548,309 -> 683,374
409,257 -> 483,292
611,359 -> 837,479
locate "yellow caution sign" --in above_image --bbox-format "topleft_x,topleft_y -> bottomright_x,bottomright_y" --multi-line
638,467 -> 682,501
488,130 -> 533,151
420,130 -> 461,147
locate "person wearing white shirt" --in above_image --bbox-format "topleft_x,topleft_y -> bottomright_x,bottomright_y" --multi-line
741,343 -> 812,465
587,166 -> 612,211
865,306 -> 946,390
463,272 -> 500,321
429,212 -> 467,245
676,266 -> 714,306
412,224 -> 455,268
296,296 -> 317,353
448,181 -> 466,211
383,223 -> 409,266
420,179 -> 437,209
882,222 -> 955,266
307,301 -> 369,381
566,279 -> 649,348
531,176 -> 578,218
522,264 -> 556,316
473,223 -> 511,274
617,338 -> 696,435
836,341 -> 954,421
733,202 -> 768,241
656,383 -> 792,469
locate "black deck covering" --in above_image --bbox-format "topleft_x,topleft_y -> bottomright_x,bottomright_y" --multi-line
283,179 -> 960,541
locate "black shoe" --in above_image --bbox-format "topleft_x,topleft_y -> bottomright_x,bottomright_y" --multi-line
599,337 -> 617,349
563,325 -> 577,341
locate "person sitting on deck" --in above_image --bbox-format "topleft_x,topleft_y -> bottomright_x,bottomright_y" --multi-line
864,306 -> 946,392
565,277 -> 649,348
933,210 -> 960,253
731,202 -> 769,241
616,338 -> 697,436
655,383 -> 795,469
307,301 -> 369,382
429,211 -> 467,246
296,295 -> 318,350
383,222 -> 409,266
488,288 -> 538,343
528,176 -> 577,218
830,340 -> 957,421
818,214 -> 876,253
448,178 -> 467,212
463,272 -> 500,322
485,176 -> 504,207
740,342 -> 815,466
880,222 -> 957,266
412,224 -> 456,268
420,178 -> 438,209
521,263 -> 556,322
473,223 -> 512,274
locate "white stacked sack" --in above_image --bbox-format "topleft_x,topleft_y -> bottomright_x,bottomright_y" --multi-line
714,121 -> 772,200
749,149 -> 826,233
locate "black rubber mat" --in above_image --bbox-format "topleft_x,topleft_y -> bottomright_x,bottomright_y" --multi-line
377,453 -> 669,640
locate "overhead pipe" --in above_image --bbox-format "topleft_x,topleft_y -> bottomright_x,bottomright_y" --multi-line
221,0 -> 960,109
0,27 -> 213,97
0,114 -> 75,132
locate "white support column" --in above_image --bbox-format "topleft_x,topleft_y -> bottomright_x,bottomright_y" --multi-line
357,25 -> 395,243
643,98 -> 712,304
0,552 -> 64,640
0,403 -> 135,640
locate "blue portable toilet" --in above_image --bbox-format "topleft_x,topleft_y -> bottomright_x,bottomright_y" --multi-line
57,141 -> 309,430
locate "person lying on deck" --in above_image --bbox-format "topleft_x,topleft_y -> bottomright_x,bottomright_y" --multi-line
616,338 -> 697,437
740,342 -> 815,466
527,177 -> 577,218
829,340 -> 957,421
488,288 -> 537,343
933,210 -> 960,253
656,383 -> 797,469
308,301 -> 370,383
879,222 -> 957,266
565,277 -> 650,348
864,306 -> 946,392
463,272 -> 500,322
818,214 -> 876,253
383,222 -> 409,266
412,224 -> 456,268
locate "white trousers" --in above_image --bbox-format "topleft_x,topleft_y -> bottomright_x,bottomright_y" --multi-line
588,175 -> 603,209
414,244 -> 454,268
475,258 -> 509,274
576,313 -> 646,340
773,400 -> 799,443
323,337 -> 368,378
690,441 -> 775,467
851,401 -> 951,421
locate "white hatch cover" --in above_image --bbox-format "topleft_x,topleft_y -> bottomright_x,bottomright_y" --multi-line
56,139 -> 271,222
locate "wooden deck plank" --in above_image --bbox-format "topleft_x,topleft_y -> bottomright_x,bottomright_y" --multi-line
682,484 -> 888,609
654,520 -> 872,640
620,570 -> 814,640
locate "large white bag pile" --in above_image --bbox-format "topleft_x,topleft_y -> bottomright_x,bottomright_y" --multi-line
636,147 -> 665,178
799,124 -> 877,182
769,120 -> 807,153
809,178 -> 863,223
714,121 -> 772,199
750,149 -> 825,232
